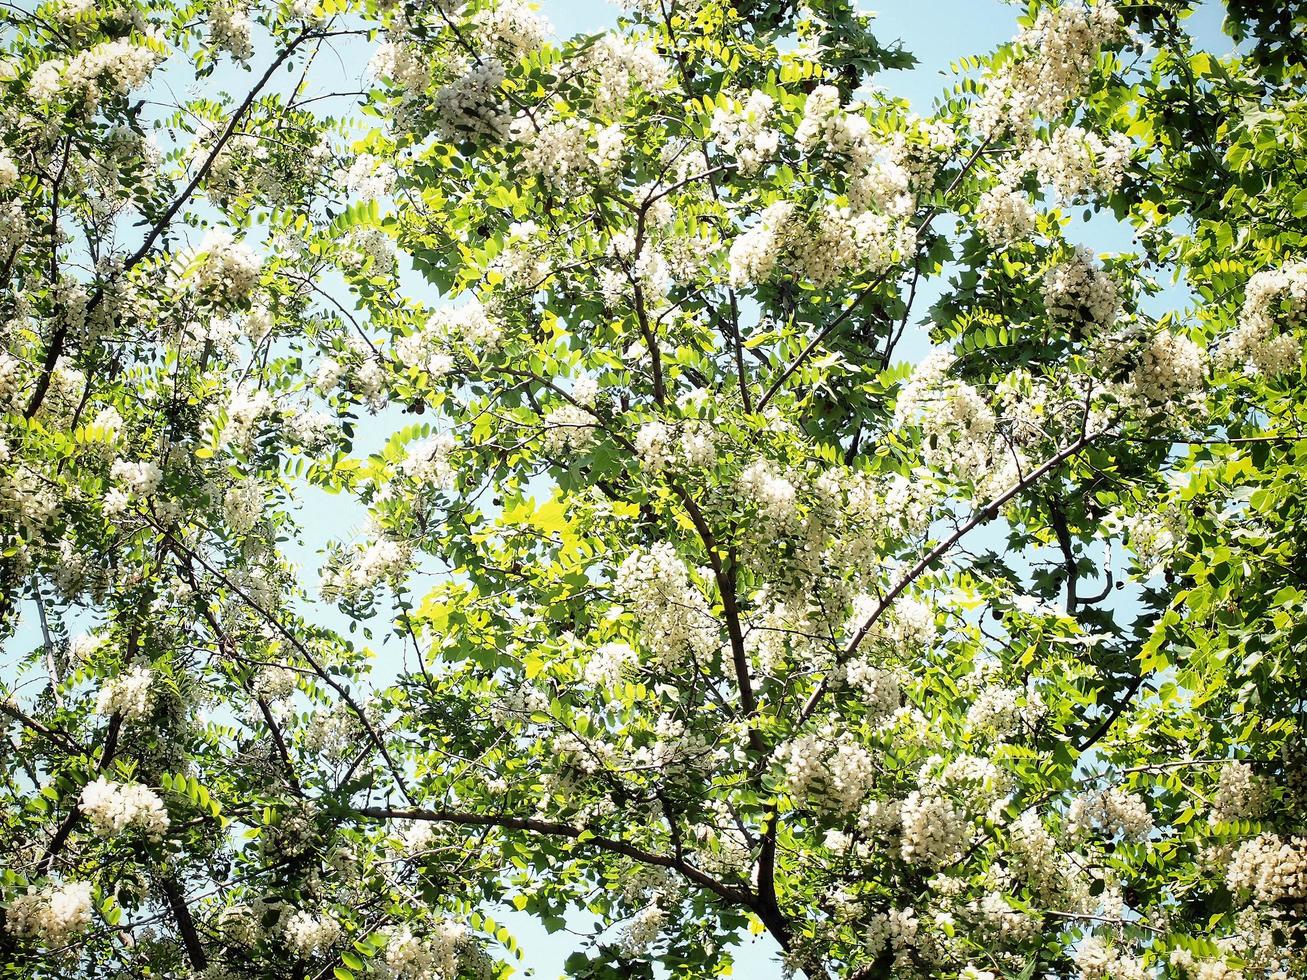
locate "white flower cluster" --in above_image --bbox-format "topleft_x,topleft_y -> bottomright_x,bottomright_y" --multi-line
1169,950 -> 1247,980
78,777 -> 169,838
210,4 -> 254,62
217,386 -> 275,448
587,34 -> 669,114
729,200 -> 907,288
434,58 -> 511,139
1067,786 -> 1153,841
223,478 -> 263,534
4,880 -> 94,943
965,685 -> 1039,739
1219,261 -> 1307,376
320,538 -> 412,601
429,298 -> 503,352
899,790 -> 970,867
1226,834 -> 1307,905
801,205 -> 909,287
894,350 -> 998,479
254,665 -> 297,700
94,665 -> 154,721
1005,810 -> 1063,898
395,299 -> 502,382
620,900 -> 667,956
796,85 -> 871,155
1043,247 -> 1119,336
381,920 -> 466,978
341,227 -> 395,272
1133,330 -> 1206,404
728,201 -> 793,287
611,544 -> 717,666
512,115 -> 623,192
187,229 -> 261,303
846,593 -> 938,656
342,153 -> 397,202
283,908 -> 341,958
401,432 -> 457,489
775,726 -> 878,813
798,87 -> 953,217
1024,126 -> 1131,201
0,201 -> 29,259
370,40 -> 430,96
975,179 -> 1037,246
382,926 -> 436,975
976,2 -> 1121,139
738,459 -> 799,527
632,420 -> 672,471
29,39 -> 163,105
1209,761 -> 1269,825
0,151 -> 18,190
111,458 -> 162,497
843,661 -> 902,722
540,404 -> 597,455
1120,500 -> 1185,573
711,90 -> 779,174
473,0 -> 550,58
583,641 -> 639,690
1074,935 -> 1148,980
287,409 -> 337,451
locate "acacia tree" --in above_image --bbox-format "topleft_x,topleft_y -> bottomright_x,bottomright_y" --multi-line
1,0 -> 1304,978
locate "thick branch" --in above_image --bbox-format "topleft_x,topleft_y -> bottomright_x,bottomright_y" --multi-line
159,877 -> 207,971
354,805 -> 750,908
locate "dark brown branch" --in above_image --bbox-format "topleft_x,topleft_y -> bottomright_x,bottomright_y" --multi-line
354,805 -> 750,908
160,876 -> 207,971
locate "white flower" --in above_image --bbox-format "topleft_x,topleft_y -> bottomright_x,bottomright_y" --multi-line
184,228 -> 262,302
4,881 -> 94,942
540,404 -> 597,455
79,777 -> 169,838
738,459 -> 798,526
621,900 -> 666,956
1226,834 -> 1307,904
369,40 -> 429,95
223,479 -> 263,534
612,544 -> 717,667
711,90 -> 779,173
210,4 -> 254,61
1067,786 -> 1153,841
1209,761 -> 1269,825
572,374 -> 600,407
402,432 -> 458,487
899,791 -> 969,867
976,180 -> 1037,246
1133,330 -> 1206,403
728,201 -> 794,287
473,0 -> 551,58
283,909 -> 340,958
1218,261 -> 1307,376
587,34 -> 669,114
1043,247 -> 1119,336
110,459 -> 162,496
434,58 -> 511,139
95,665 -> 154,721
0,151 -> 18,190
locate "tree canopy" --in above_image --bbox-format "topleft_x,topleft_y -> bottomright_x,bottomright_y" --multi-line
0,0 -> 1305,978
